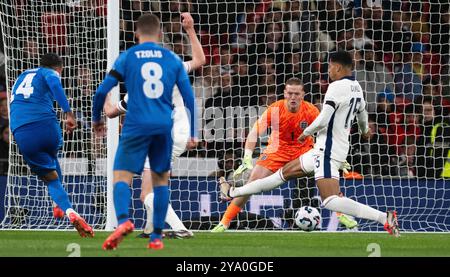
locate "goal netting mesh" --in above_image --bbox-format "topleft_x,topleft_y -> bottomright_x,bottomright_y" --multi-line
1,0 -> 449,232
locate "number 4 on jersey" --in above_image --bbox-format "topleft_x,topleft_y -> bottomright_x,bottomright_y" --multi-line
15,73 -> 36,99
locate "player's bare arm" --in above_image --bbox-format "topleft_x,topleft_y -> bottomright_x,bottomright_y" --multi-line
181,12 -> 206,71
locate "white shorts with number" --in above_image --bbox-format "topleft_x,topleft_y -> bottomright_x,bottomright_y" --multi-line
313,153 -> 342,181
144,106 -> 190,170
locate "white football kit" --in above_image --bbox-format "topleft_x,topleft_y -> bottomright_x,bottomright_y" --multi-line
120,61 -> 192,170
303,76 -> 368,180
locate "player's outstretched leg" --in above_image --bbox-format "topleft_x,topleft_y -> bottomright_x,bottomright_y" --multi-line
43,169 -> 94,237
318,179 -> 400,237
68,211 -> 95,238
103,220 -> 135,250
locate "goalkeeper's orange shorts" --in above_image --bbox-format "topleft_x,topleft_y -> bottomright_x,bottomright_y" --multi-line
256,146 -> 311,172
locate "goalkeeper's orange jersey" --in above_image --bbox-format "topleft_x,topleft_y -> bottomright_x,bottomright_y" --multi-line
255,99 -> 319,171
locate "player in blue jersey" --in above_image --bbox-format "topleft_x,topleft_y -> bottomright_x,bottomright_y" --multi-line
103,12 -> 204,240
9,53 -> 94,237
93,14 -> 198,250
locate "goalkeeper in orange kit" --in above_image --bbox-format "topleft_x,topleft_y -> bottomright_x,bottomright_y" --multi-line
211,77 -> 320,232
212,77 -> 358,232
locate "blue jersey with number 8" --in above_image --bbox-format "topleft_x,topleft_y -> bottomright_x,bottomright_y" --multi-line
93,41 -> 196,138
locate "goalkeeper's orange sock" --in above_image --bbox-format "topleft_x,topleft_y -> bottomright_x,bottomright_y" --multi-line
221,202 -> 241,227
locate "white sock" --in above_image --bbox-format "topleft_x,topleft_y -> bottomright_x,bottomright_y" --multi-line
65,208 -> 76,218
322,195 -> 387,225
143,193 -> 154,234
230,169 -> 285,198
165,204 -> 187,231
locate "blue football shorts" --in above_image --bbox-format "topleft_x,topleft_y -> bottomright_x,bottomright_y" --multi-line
113,132 -> 173,174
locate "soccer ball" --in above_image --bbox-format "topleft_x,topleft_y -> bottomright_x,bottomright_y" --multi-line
294,206 -> 321,231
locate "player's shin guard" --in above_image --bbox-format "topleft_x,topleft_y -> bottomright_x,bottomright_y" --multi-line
46,179 -> 72,212
322,195 -> 387,225
151,185 -> 169,241
114,181 -> 131,225
230,169 -> 286,198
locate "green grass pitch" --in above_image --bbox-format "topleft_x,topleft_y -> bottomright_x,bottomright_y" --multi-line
0,231 -> 449,257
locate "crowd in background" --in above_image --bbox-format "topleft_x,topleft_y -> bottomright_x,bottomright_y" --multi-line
0,0 -> 450,179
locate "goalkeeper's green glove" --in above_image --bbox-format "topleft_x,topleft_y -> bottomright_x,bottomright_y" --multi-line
233,150 -> 254,178
341,161 -> 351,175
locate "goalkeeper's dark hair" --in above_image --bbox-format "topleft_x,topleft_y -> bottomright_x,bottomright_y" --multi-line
329,50 -> 353,69
40,53 -> 63,69
136,13 -> 161,36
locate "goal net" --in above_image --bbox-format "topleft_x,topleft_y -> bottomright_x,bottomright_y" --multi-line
1,0 -> 449,232
0,0 -> 109,229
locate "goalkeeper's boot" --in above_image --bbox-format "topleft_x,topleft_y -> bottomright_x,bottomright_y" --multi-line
163,229 -> 194,239
102,220 -> 135,250
211,222 -> 228,233
53,205 -> 64,219
218,177 -> 233,202
148,238 -> 164,250
337,213 -> 358,230
69,212 -> 94,238
384,210 -> 400,237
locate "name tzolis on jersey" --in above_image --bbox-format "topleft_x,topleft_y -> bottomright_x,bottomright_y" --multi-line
314,77 -> 366,162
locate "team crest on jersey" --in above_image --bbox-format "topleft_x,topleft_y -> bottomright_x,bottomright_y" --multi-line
259,154 -> 267,161
300,121 -> 308,129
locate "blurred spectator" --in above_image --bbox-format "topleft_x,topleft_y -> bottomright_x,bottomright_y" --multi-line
208,150 -> 239,180
430,3 -> 449,63
0,124 -> 8,175
375,91 -> 395,130
393,50 -> 422,100
22,38 -> 40,70
233,56 -> 258,106
415,96 -> 450,178
218,46 -> 235,74
354,45 -> 394,113
352,17 -> 373,50
193,65 -> 219,100
0,50 -> 5,92
205,72 -> 240,108
348,116 -> 389,177
258,85 -> 277,107
0,98 -> 8,130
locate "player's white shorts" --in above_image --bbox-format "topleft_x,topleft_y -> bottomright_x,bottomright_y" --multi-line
299,149 -> 342,180
298,149 -> 315,174
313,154 -> 342,181
144,106 -> 190,170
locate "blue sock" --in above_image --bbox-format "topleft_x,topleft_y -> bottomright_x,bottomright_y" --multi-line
114,181 -> 131,225
46,179 -> 72,212
151,185 -> 169,241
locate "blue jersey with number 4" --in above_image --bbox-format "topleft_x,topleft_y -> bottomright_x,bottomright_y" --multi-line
10,67 -> 71,133
92,41 -> 196,138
